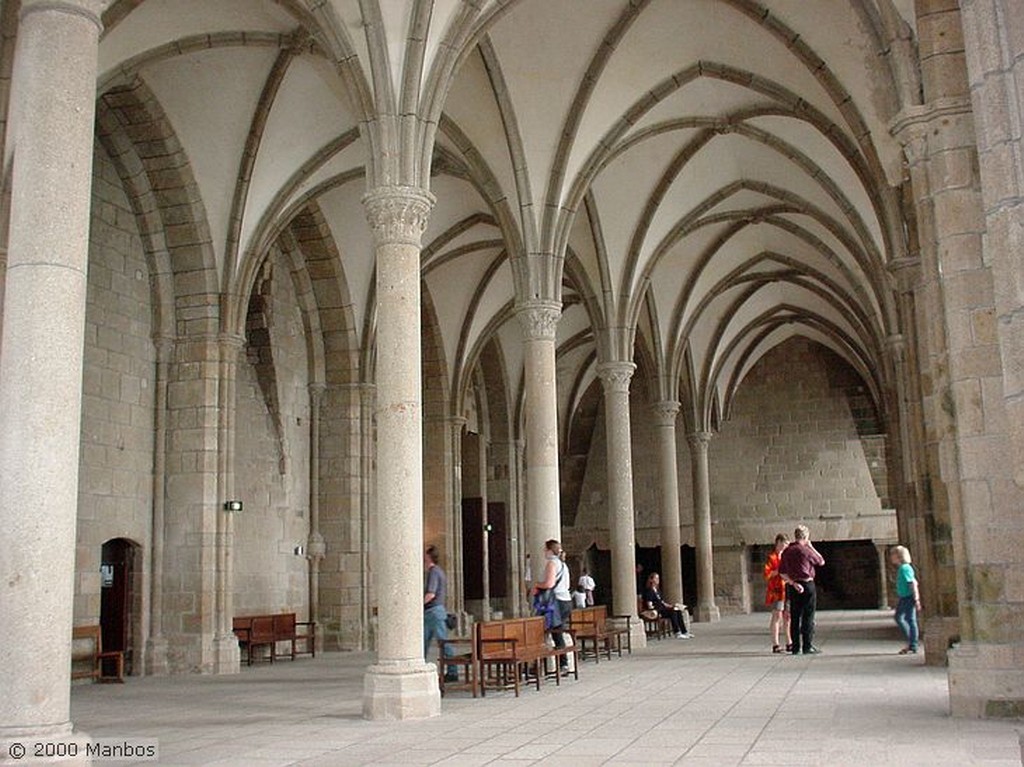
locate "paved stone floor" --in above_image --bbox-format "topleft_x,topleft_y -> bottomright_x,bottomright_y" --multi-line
71,610 -> 1022,766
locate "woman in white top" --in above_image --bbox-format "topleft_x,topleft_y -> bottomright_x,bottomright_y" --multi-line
533,539 -> 573,662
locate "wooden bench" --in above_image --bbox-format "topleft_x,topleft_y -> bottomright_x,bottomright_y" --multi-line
71,625 -> 124,683
233,613 -> 315,666
476,616 -> 577,697
569,605 -> 632,663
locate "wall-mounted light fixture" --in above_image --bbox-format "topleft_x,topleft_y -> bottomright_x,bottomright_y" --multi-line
223,500 -> 243,512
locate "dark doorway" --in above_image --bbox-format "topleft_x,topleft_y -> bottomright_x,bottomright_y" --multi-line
462,498 -> 484,600
487,502 -> 508,598
100,538 -> 138,675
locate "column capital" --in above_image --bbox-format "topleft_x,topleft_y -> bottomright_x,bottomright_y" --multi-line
687,431 -> 712,449
887,256 -> 921,292
515,300 -> 561,341
649,400 -> 680,426
362,185 -> 435,247
886,334 -> 907,361
449,415 -> 467,434
889,97 -> 975,163
596,361 -> 636,394
20,0 -> 104,30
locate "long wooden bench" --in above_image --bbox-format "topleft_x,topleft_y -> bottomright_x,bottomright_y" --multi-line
232,613 -> 315,666
569,605 -> 632,663
476,616 -> 577,697
71,625 -> 124,683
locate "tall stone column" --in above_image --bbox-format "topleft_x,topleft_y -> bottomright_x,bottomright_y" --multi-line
651,401 -> 685,607
361,186 -> 439,720
448,416 -> 467,617
306,383 -> 326,651
688,432 -> 720,622
597,362 -> 646,649
214,334 -> 242,674
515,301 -> 562,564
145,337 -> 173,676
0,1 -> 102,758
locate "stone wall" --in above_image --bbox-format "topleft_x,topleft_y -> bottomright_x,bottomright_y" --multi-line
234,251 -> 310,618
75,142 -> 155,659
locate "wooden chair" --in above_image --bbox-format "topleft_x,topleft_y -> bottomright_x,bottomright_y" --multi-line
437,623 -> 479,697
71,625 -> 124,683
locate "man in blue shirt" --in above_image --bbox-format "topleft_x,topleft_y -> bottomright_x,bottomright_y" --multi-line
424,545 -> 457,681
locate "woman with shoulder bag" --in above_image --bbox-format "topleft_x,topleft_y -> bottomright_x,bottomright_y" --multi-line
532,539 -> 573,667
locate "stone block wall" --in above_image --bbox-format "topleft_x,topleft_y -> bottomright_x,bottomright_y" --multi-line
75,143 -> 155,661
234,250 -> 310,618
565,337 -> 897,612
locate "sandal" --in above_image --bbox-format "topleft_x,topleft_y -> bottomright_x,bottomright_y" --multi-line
898,647 -> 918,655
772,645 -> 782,653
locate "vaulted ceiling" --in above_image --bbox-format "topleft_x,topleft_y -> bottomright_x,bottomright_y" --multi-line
91,0 -> 921,435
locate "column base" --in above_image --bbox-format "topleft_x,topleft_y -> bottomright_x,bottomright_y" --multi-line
363,661 -> 441,721
0,725 -> 91,766
212,634 -> 240,675
696,603 -> 721,623
948,640 -> 1024,718
144,636 -> 169,676
922,615 -> 960,667
607,616 -> 647,651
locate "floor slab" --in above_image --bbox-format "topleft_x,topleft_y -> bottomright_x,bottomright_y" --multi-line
71,610 -> 1023,766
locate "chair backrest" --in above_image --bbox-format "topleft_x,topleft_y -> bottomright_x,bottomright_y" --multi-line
524,616 -> 547,649
251,616 -> 276,641
72,625 -> 101,657
478,617 -> 532,659
273,612 -> 296,637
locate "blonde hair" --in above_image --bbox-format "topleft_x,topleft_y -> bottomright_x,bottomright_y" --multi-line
794,525 -> 810,541
891,545 -> 912,564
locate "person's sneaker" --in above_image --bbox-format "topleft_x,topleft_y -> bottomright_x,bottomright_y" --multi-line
675,632 -> 694,639
803,646 -> 821,655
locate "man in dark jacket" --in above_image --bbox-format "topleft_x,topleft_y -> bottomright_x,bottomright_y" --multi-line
779,525 -> 825,655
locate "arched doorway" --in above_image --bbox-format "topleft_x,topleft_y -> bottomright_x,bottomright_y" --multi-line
100,538 -> 141,676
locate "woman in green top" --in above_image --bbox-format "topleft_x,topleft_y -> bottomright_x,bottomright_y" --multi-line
890,545 -> 920,654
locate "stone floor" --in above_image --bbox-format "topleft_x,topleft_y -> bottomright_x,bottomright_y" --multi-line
71,610 -> 1023,766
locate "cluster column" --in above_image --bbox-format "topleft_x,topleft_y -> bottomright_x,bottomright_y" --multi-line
688,432 -> 720,622
597,362 -> 646,648
651,401 -> 685,607
0,0 -> 103,757
361,186 -> 440,720
306,383 -> 326,651
515,302 -> 562,563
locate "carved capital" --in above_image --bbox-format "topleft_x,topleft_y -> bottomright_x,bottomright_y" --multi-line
888,256 -> 921,293
362,185 -> 435,247
687,431 -> 712,450
516,300 -> 561,341
886,334 -> 907,362
650,400 -> 680,427
890,97 -> 975,165
596,361 -> 636,394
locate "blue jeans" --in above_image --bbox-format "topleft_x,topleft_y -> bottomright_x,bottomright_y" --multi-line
894,596 -> 918,651
424,605 -> 453,674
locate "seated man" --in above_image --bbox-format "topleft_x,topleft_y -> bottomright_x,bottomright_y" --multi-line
641,572 -> 693,639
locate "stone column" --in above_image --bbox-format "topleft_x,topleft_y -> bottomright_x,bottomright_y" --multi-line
515,301 -> 562,564
361,186 -> 439,720
213,334 -> 242,674
651,401 -> 685,607
597,361 -> 646,649
688,432 -> 720,622
958,0 -> 1024,718
145,337 -> 173,676
875,543 -> 890,610
0,1 -> 102,758
448,416 -> 467,617
307,383 -> 326,651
